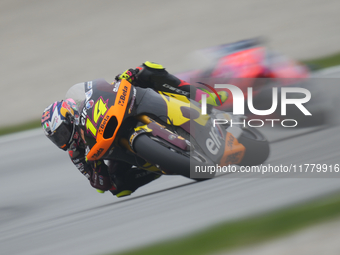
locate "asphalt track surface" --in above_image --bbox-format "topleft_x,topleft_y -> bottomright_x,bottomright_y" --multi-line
1,122 -> 340,255
0,68 -> 340,255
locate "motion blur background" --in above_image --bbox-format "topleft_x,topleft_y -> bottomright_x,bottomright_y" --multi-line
1,1 -> 340,255
1,0 -> 340,126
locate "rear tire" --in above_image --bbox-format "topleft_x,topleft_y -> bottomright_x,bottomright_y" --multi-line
133,134 -> 215,180
237,127 -> 270,166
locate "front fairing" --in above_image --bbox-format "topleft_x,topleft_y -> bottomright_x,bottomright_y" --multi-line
66,79 -> 135,161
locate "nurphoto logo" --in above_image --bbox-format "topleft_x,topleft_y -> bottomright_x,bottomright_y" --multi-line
201,84 -> 312,128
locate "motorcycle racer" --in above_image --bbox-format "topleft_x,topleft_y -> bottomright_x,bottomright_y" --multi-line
116,61 -> 228,106
41,61 -> 227,198
42,99 -> 158,198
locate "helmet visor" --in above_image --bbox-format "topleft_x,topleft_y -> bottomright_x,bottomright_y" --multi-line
48,121 -> 73,150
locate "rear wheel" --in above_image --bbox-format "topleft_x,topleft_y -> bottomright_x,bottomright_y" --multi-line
237,127 -> 270,166
133,134 -> 215,180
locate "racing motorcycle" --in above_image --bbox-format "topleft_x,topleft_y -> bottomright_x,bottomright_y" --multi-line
176,38 -> 331,126
66,78 -> 269,179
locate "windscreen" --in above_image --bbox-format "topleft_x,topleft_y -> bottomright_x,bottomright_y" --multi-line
65,82 -> 86,111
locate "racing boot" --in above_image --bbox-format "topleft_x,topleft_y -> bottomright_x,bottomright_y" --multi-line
107,161 -> 161,198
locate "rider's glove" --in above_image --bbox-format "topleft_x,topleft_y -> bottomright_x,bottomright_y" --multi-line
89,161 -> 115,192
115,68 -> 139,83
90,171 -> 113,191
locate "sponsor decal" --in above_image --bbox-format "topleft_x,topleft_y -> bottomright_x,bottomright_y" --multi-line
162,84 -> 190,96
74,114 -> 80,125
72,158 -> 80,163
118,86 -> 128,106
128,88 -> 136,114
62,101 -> 71,111
129,132 -> 138,146
87,81 -> 93,90
41,111 -> 50,123
86,99 -> 94,110
226,133 -> 235,149
98,115 -> 110,135
206,126 -> 222,155
51,115 -> 60,131
91,148 -> 104,159
75,162 -> 85,172
129,127 -> 149,147
113,81 -> 121,92
99,176 -> 104,185
60,101 -> 75,117
85,89 -> 93,101
43,122 -> 51,134
81,107 -> 87,126
223,151 -> 244,165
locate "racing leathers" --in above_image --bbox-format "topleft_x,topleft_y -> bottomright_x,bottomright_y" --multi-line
117,61 -> 228,106
67,126 -> 159,197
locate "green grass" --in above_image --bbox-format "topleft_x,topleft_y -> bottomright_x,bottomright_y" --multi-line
113,193 -> 340,255
0,119 -> 41,136
301,51 -> 340,70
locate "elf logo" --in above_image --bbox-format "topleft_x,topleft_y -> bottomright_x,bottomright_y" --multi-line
206,126 -> 222,155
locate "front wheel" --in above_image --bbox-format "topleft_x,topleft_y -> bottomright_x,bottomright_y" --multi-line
133,134 -> 215,180
237,127 -> 270,166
